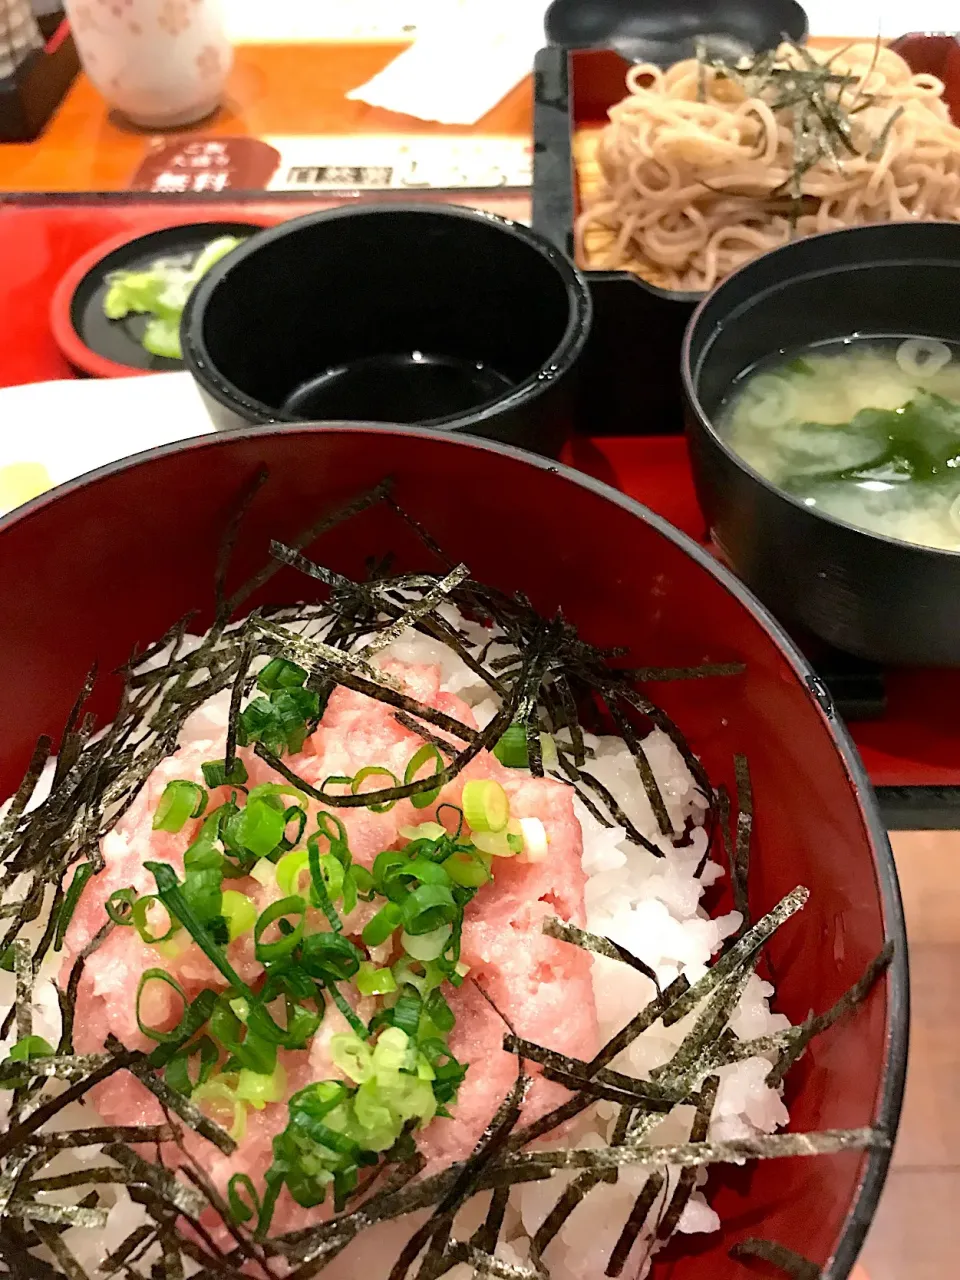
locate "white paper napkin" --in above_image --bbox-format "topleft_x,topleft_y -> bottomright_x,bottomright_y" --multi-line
346,0 -> 547,126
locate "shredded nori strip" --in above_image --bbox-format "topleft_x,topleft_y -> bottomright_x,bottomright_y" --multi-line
386,1074 -> 530,1280
31,1126 -> 175,1150
604,1172 -> 666,1277
30,1223 -> 93,1280
7,1200 -> 108,1229
442,1242 -> 543,1280
766,941 -> 893,1089
499,1126 -> 885,1175
12,940 -> 31,1040
653,1075 -> 719,1241
127,1060 -> 237,1157
502,1035 -> 680,1109
732,754 -> 752,928
98,1224 -> 157,1276
541,916 -> 661,989
532,1106 -> 636,1262
621,663 -> 746,682
730,1238 -> 822,1278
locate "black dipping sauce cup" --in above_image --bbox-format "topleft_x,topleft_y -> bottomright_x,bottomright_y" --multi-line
181,204 -> 592,457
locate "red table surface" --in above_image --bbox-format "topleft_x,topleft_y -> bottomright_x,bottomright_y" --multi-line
1,198 -> 959,791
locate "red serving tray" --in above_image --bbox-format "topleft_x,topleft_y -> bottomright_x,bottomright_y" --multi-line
1,195 -> 959,791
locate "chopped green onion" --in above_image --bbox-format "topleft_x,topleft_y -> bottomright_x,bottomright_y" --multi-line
54,862 -> 95,952
210,996 -> 277,1075
517,816 -> 549,863
236,1062 -> 287,1110
352,865 -> 375,898
362,901 -> 403,948
146,861 -> 250,993
462,779 -> 509,834
307,833 -> 344,934
471,829 -> 515,858
248,782 -> 309,806
225,795 -> 286,858
7,1035 -> 53,1062
142,988 -> 218,1073
493,724 -> 558,771
492,723 -> 529,768
399,822 -> 447,843
254,896 -> 306,963
404,745 -> 444,810
441,849 -> 491,888
318,852 -> 345,902
372,850 -> 409,903
246,973 -> 322,1049
164,1035 -> 218,1096
136,969 -> 191,1044
300,931 -> 363,982
222,890 -> 257,941
131,894 -> 179,946
401,923 -> 452,962
276,849 -> 311,898
202,758 -> 249,789
153,780 -> 207,833
391,956 -> 447,998
424,989 -> 455,1035
399,857 -> 451,888
228,1173 -> 261,1225
351,766 -> 400,814
258,657 -> 308,692
330,1032 -> 374,1084
193,1078 -> 248,1142
400,884 -> 458,936
391,991 -> 422,1039
323,979 -> 368,1039
105,887 -> 137,926
437,803 -> 464,838
356,962 -> 397,997
279,804 -> 307,853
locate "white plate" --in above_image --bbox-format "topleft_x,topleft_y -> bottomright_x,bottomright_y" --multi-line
0,374 -> 213,518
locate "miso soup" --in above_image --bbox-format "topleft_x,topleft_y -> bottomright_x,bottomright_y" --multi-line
717,335 -> 960,551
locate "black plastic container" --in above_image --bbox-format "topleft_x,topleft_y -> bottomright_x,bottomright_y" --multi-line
181,205 -> 592,458
544,0 -> 806,63
683,221 -> 960,667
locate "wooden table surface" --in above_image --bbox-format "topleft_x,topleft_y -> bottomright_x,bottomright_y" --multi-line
0,42 -> 532,192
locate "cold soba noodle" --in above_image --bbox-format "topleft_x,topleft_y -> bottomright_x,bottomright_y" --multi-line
718,336 -> 960,549
577,43 -> 960,291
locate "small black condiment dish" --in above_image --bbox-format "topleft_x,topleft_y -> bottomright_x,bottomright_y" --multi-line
544,0 -> 807,63
181,205 -> 592,458
682,220 -> 960,667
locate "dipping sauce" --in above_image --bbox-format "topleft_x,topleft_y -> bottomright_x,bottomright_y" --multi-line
718,335 -> 960,551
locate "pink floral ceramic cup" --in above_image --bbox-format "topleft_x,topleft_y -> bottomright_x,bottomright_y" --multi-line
64,0 -> 232,128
